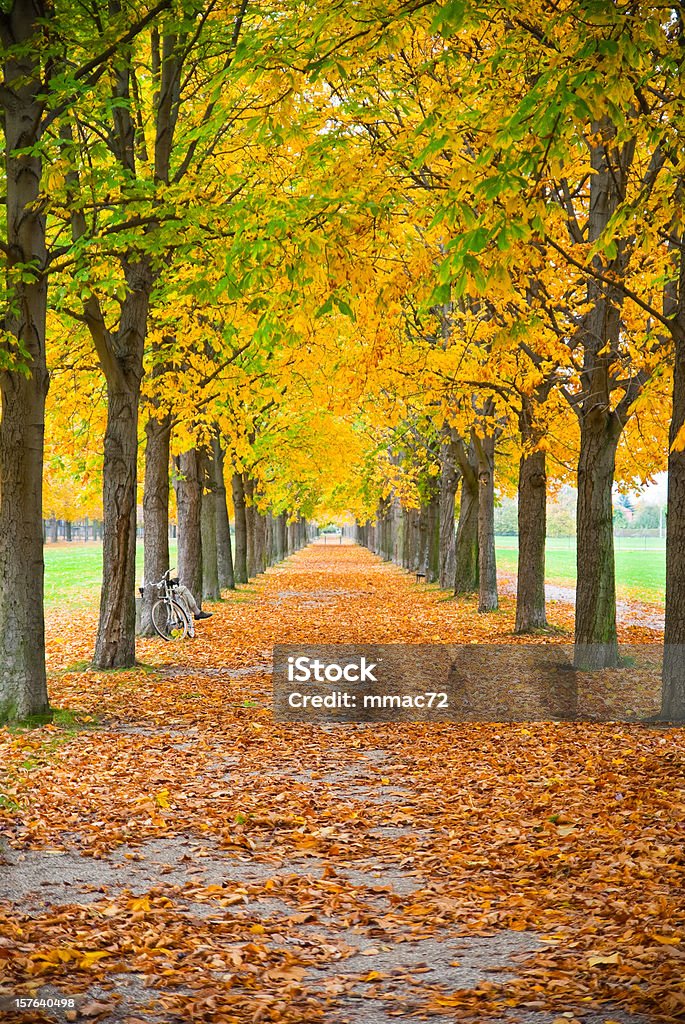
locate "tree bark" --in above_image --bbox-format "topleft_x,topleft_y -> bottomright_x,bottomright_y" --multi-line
174,449 -> 203,608
201,455 -> 220,602
439,429 -> 460,589
244,476 -> 257,577
663,325 -> 685,721
254,511 -> 267,574
139,412 -> 171,635
572,118 -> 629,670
0,371 -> 50,719
476,433 -> 498,612
265,513 -> 275,566
277,513 -> 288,560
515,400 -> 548,632
0,0 -> 51,720
662,237 -> 685,719
574,414 -> 621,669
231,472 -> 248,584
88,255 -> 153,669
93,384 -> 140,668
454,442 -> 479,594
212,435 -> 234,590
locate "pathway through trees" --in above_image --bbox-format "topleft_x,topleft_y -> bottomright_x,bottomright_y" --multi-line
0,543 -> 681,1023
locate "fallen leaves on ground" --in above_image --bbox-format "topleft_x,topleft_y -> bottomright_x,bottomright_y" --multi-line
0,543 -> 683,1023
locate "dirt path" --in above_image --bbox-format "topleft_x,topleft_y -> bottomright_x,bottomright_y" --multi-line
0,544 -> 682,1024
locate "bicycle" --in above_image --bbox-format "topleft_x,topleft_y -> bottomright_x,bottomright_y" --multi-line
149,569 -> 196,641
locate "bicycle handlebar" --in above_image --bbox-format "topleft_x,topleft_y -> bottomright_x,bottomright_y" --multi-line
153,568 -> 177,588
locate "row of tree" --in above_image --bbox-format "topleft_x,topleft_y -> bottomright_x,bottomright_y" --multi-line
1,1 -> 684,721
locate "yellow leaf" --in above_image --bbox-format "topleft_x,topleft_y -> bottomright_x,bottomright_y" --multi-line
128,896 -> 151,913
79,951 -> 110,969
588,952 -> 621,967
651,934 -> 681,945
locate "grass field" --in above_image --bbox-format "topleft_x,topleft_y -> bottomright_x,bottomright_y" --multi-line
495,536 -> 665,604
43,535 -> 666,608
44,542 -> 178,608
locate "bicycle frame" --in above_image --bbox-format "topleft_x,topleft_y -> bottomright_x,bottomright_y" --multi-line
153,569 -> 195,637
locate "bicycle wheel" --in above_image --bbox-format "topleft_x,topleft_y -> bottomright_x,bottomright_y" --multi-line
152,598 -> 190,640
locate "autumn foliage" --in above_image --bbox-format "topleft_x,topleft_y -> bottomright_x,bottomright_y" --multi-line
1,544 -> 683,1022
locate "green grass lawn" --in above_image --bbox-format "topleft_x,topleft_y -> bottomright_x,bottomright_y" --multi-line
44,542 -> 178,608
495,536 -> 665,604
43,536 -> 666,608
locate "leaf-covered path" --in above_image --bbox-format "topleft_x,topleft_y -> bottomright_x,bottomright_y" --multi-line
1,543 -> 683,1024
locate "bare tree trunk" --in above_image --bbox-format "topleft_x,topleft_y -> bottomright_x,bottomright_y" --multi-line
572,118 -> 629,671
663,322 -> 685,720
476,433 -> 498,612
94,384 -> 140,668
515,399 -> 547,632
0,0 -> 51,720
244,476 -> 257,577
662,238 -> 685,719
201,455 -> 220,602
277,513 -> 288,560
265,513 -> 275,566
0,371 -> 49,719
231,473 -> 248,584
439,429 -> 460,589
212,435 -> 234,590
89,255 -> 153,669
174,449 -> 203,608
254,511 -> 267,574
454,442 -> 479,595
574,416 -> 621,669
140,412 -> 171,635
426,489 -> 440,582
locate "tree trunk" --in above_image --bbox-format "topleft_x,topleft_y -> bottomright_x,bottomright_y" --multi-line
139,412 -> 171,635
244,476 -> 257,577
278,513 -> 288,560
90,255 -> 153,669
574,415 -> 621,669
572,118 -> 628,671
212,435 -> 234,590
663,270 -> 685,718
0,369 -> 50,720
425,488 -> 440,582
93,385 -> 140,668
515,401 -> 548,632
174,449 -> 203,608
454,443 -> 479,594
254,511 -> 267,574
476,433 -> 498,612
416,491 -> 436,578
265,513 -> 275,566
201,457 -> 220,602
439,430 -> 460,589
231,472 -> 248,584
0,0 -> 51,719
